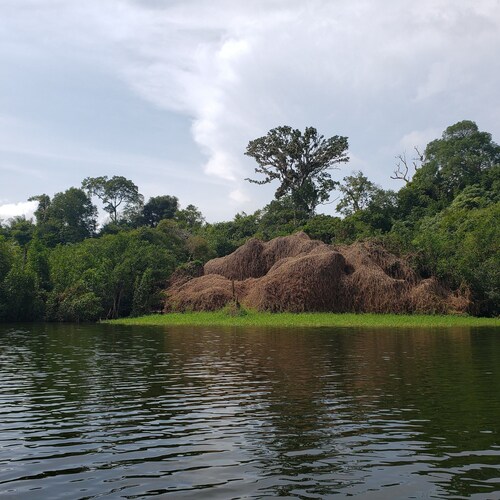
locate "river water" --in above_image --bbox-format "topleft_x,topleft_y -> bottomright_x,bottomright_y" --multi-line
0,323 -> 499,499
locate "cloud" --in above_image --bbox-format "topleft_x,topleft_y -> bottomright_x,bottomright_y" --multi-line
229,188 -> 250,205
1,0 -> 500,215
0,201 -> 37,221
398,128 -> 442,153
91,0 -> 500,185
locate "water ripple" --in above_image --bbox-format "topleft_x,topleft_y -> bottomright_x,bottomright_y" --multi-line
0,324 -> 499,498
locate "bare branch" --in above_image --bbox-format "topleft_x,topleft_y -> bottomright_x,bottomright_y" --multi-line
391,152 -> 411,183
391,147 -> 425,183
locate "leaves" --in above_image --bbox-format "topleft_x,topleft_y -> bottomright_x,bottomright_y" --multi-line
245,125 -> 349,214
82,176 -> 143,223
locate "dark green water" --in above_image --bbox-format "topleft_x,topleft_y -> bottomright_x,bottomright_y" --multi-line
1,324 -> 500,499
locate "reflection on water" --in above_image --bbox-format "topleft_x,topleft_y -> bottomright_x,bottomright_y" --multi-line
1,323 -> 499,498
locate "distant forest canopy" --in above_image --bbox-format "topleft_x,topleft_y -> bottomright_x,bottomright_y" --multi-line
0,120 -> 499,321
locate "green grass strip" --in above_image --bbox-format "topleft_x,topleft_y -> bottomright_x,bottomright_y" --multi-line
105,311 -> 499,328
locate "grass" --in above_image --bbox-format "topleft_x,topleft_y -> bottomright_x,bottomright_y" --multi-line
105,311 -> 500,329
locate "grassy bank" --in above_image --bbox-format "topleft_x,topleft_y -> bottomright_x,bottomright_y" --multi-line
105,311 -> 500,328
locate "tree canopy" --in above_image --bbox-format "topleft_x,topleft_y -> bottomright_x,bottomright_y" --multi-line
397,120 -> 500,221
30,189 -> 97,246
142,195 -> 179,227
82,176 -> 143,224
245,126 -> 349,214
336,171 -> 380,216
1,120 -> 499,321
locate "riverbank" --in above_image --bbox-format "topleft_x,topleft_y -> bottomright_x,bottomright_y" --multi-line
105,311 -> 499,328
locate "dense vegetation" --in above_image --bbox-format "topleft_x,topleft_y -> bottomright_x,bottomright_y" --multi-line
1,120 -> 498,321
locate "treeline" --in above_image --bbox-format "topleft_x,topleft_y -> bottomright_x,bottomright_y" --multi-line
0,120 -> 499,321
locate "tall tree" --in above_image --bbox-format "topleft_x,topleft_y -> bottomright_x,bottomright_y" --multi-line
29,194 -> 51,224
336,171 -> 380,216
142,195 -> 179,227
82,176 -> 143,223
31,188 -> 97,245
396,121 -> 500,221
175,204 -> 205,231
245,125 -> 349,215
425,120 -> 500,198
7,216 -> 35,262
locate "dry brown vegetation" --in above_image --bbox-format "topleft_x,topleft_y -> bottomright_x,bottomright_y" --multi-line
164,232 -> 469,314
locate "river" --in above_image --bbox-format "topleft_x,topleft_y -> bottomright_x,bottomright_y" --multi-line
1,323 -> 499,498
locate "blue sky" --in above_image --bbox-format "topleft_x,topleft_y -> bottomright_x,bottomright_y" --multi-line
1,0 -> 500,222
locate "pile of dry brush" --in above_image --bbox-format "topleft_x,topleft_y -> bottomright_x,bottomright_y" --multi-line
164,232 -> 469,314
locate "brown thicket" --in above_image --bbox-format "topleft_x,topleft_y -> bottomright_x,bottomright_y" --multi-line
164,232 -> 469,315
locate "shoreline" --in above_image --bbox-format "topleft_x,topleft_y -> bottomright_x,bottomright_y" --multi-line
105,312 -> 500,328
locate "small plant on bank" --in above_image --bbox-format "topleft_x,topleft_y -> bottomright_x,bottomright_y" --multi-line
223,300 -> 248,317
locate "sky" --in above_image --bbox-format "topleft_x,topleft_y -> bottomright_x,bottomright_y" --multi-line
1,0 -> 500,223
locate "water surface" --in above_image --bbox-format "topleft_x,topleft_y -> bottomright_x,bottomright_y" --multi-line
1,323 -> 499,498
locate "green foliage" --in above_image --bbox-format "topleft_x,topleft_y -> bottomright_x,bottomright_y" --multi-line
82,175 -> 143,224
0,236 -> 15,283
0,237 -> 18,321
336,171 -> 379,216
223,300 -> 248,317
202,212 -> 260,257
2,120 -> 499,322
8,216 -> 35,256
142,195 -> 179,227
302,214 -> 342,243
1,264 -> 44,321
131,268 -> 154,317
186,235 -> 211,262
413,200 -> 500,315
256,197 -> 308,239
396,120 -> 500,221
26,237 -> 51,291
175,204 -> 205,231
302,212 -> 380,245
245,125 -> 349,214
358,188 -> 398,233
49,285 -> 103,322
36,188 -> 97,245
426,120 -> 500,198
47,227 -> 183,321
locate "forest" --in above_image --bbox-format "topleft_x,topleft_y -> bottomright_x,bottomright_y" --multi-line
0,120 -> 498,321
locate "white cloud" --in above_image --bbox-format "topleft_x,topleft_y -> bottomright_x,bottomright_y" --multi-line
399,128 -> 442,153
229,188 -> 250,205
0,201 -> 37,220
1,0 -> 500,216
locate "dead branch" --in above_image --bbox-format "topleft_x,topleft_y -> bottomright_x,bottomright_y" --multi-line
391,146 -> 425,183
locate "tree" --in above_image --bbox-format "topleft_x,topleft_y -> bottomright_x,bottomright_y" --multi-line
257,197 -> 307,239
425,120 -> 500,196
8,216 -> 35,261
31,188 -> 97,245
82,176 -> 143,223
391,147 -> 424,183
131,268 -> 154,317
175,204 -> 205,231
1,264 -> 43,321
142,195 -> 179,227
359,188 -> 398,233
395,121 -> 500,222
186,235 -> 211,262
29,194 -> 51,224
245,125 -> 349,215
413,197 -> 499,316
423,120 -> 500,199
336,171 -> 380,216
47,226 -> 183,321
